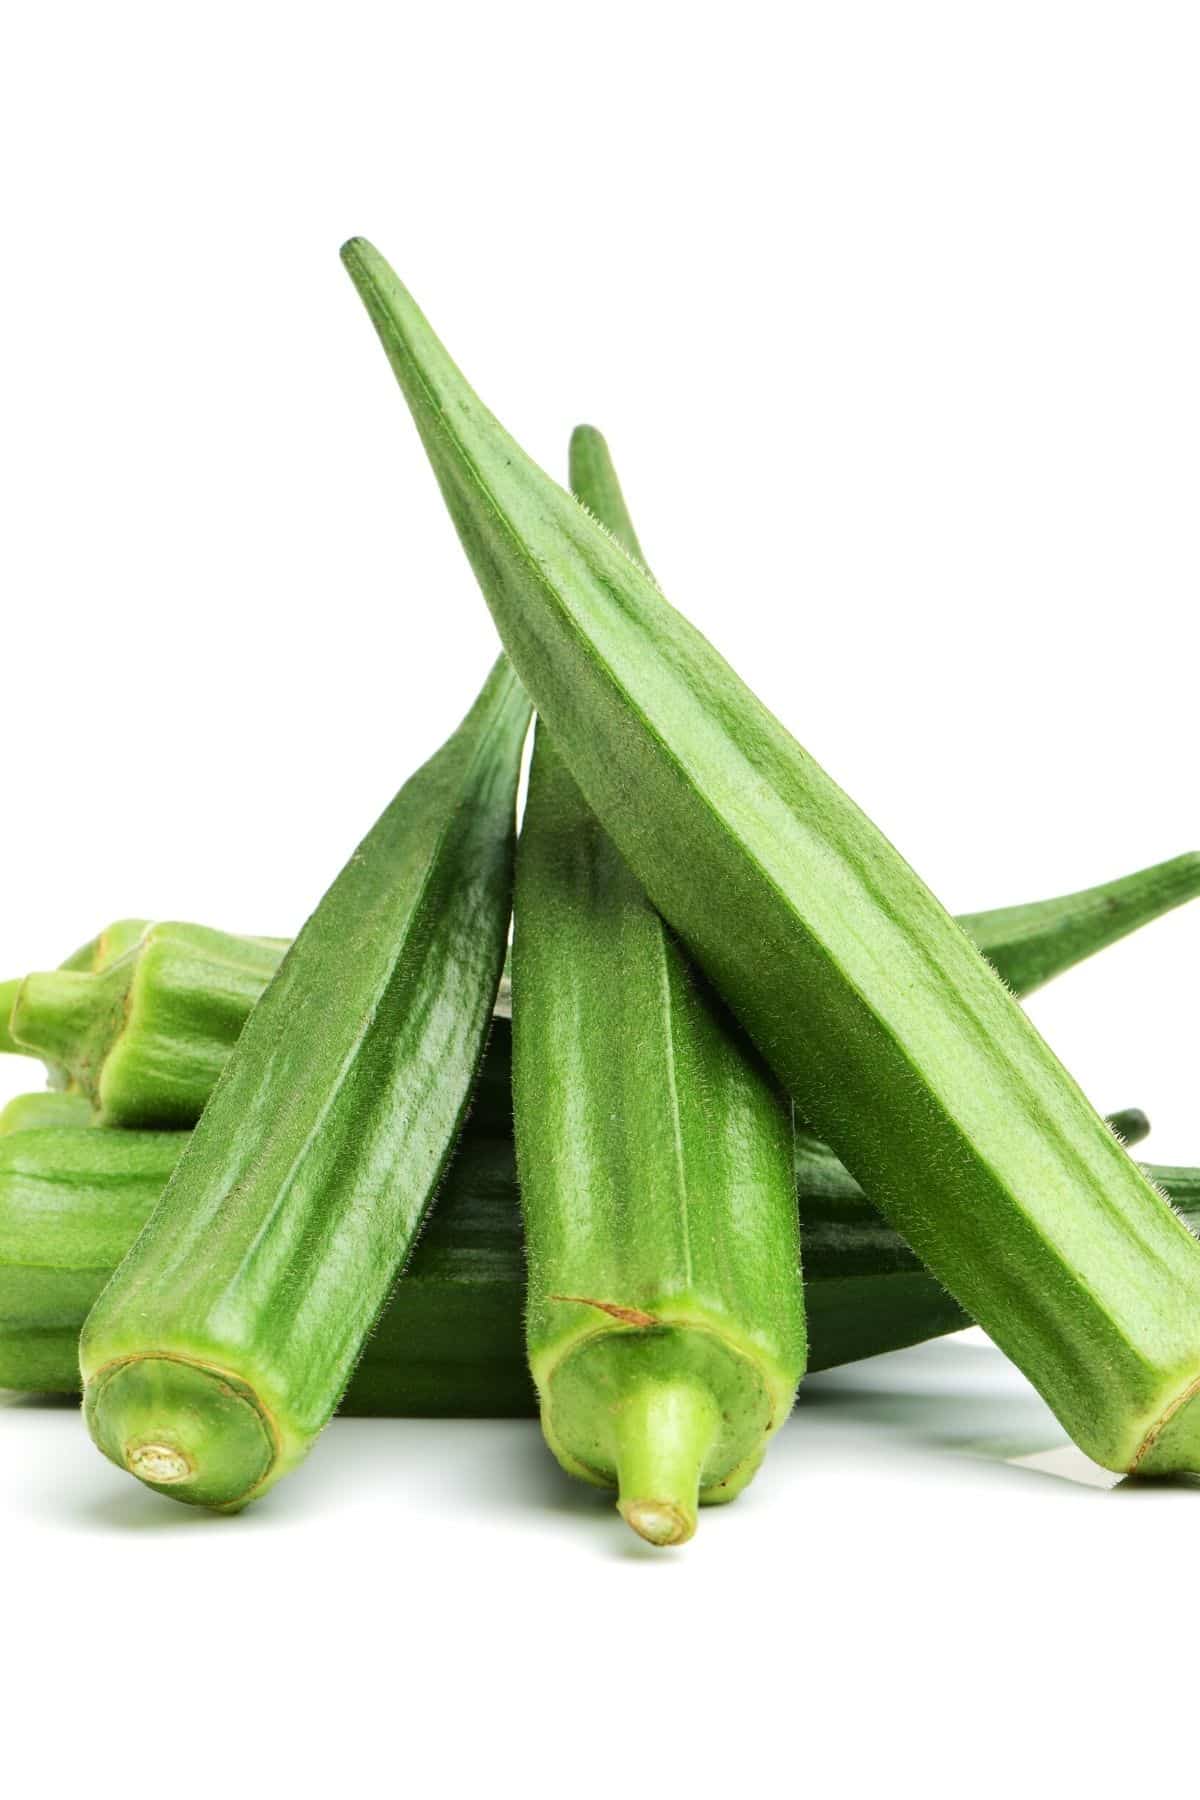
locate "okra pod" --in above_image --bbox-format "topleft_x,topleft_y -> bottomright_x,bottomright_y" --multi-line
80,659 -> 530,1508
5,1119 -> 1188,1408
0,1091 -> 94,1135
341,239 -> 1200,1476
4,845 -> 1195,1133
10,926 -> 287,1127
513,443 -> 803,1543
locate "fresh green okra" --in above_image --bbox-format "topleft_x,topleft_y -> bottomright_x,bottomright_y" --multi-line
959,858 -> 1200,997
9,926 -> 287,1127
340,237 -> 1200,1478
511,445 -> 804,1545
3,1115 -> 1187,1410
0,1091 -> 94,1135
0,1120 -> 531,1415
0,919 -> 154,1073
4,845 -> 1195,1133
80,658 -> 530,1509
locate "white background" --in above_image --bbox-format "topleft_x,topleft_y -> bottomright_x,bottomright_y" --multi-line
2,4 -> 1197,1794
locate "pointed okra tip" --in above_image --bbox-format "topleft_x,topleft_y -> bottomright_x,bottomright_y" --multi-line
339,234 -> 372,269
339,237 -> 400,327
340,236 -> 402,304
569,422 -> 606,464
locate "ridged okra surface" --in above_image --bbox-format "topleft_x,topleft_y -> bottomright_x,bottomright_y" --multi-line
80,658 -> 530,1508
3,1122 -> 1192,1407
341,238 -> 1200,1476
4,855 -> 1196,1130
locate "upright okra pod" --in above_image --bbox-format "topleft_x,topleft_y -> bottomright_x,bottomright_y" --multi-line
511,440 -> 804,1546
341,240 -> 1200,1477
80,658 -> 530,1508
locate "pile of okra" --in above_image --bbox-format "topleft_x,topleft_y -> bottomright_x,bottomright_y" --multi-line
2,239 -> 1198,1545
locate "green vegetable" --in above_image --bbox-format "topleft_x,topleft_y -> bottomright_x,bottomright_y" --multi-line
0,1091 -> 94,1135
1104,1107 -> 1151,1150
512,447 -> 803,1545
80,659 -> 530,1508
0,918 -> 152,1071
959,855 -> 1200,996
2,1119 -> 1191,1408
9,926 -> 288,1127
0,1121 -> 531,1414
3,840 -> 1193,1130
60,919 -> 154,973
341,238 -> 1200,1477
0,1127 -> 182,1330
0,981 -> 23,1057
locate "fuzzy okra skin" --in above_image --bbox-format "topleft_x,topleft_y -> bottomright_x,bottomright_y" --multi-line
515,731 -> 805,1546
342,239 -> 1200,1476
959,854 -> 1200,997
0,919 -> 153,1073
0,1123 -> 533,1413
0,922 -> 149,1063
9,848 -> 1193,1130
509,430 -> 803,1542
80,658 -> 530,1508
10,926 -> 288,1127
0,1119 -> 1190,1405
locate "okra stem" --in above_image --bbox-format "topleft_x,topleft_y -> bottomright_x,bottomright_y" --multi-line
0,1091 -> 94,1135
613,1380 -> 720,1547
7,972 -> 99,1073
89,1356 -> 277,1510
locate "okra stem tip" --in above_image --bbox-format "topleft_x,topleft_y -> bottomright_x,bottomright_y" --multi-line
618,1499 -> 693,1547
611,1379 -> 720,1548
83,1356 -> 277,1509
126,1443 -> 193,1485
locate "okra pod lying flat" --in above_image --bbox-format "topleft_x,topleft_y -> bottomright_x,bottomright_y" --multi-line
342,237 -> 1200,1477
4,842 -> 1196,1132
513,446 -> 804,1544
0,919 -> 155,1077
9,926 -> 288,1127
80,659 -> 530,1508
0,1091 -> 94,1135
0,1123 -> 530,1414
3,1118 -> 1188,1408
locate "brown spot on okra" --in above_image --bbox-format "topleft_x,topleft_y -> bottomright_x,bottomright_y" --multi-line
550,1295 -> 659,1327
